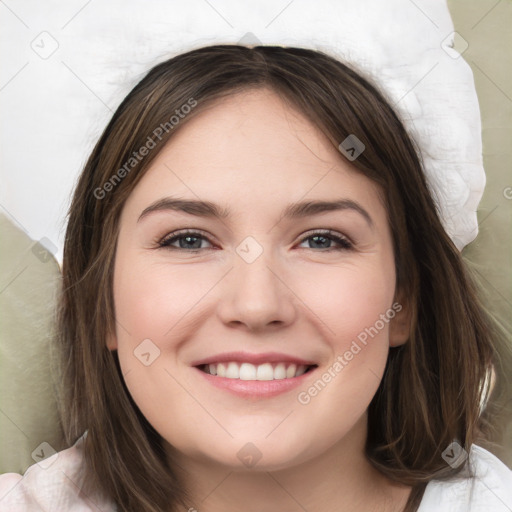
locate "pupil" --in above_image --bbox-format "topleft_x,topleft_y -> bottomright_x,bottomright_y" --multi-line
311,235 -> 329,248
181,236 -> 200,249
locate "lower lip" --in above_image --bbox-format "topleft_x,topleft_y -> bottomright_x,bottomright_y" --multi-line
193,366 -> 317,399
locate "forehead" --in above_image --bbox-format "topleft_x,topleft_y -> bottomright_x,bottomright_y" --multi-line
166,87 -> 337,171
121,88 -> 384,221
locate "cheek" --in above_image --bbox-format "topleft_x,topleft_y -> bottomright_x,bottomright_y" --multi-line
293,259 -> 396,344
111,257 -> 204,444
290,266 -> 394,450
113,256 -> 217,346
292,261 -> 395,402
111,253 -> 225,412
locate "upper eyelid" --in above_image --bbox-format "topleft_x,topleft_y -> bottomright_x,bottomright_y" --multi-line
160,228 -> 214,243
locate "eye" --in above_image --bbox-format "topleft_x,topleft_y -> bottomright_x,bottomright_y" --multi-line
157,229 -> 353,252
158,230 -> 214,251
297,230 -> 353,251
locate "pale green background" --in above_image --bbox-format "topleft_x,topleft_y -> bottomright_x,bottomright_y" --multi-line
448,0 -> 512,466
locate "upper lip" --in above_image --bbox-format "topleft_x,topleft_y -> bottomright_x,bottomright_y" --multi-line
191,351 -> 317,367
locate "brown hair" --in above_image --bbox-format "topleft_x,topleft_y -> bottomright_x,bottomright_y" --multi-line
55,44 -> 512,512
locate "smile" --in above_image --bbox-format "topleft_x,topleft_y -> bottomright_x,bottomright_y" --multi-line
199,362 -> 316,380
191,351 -> 318,398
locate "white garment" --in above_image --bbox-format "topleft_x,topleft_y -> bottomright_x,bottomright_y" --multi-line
0,432 -> 117,511
1,434 -> 511,511
417,444 -> 512,511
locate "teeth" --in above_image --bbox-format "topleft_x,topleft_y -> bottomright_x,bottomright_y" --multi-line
240,362 -> 257,380
295,365 -> 307,377
274,363 -> 286,379
217,363 -> 227,377
256,363 -> 274,381
286,364 -> 297,378
226,362 -> 239,379
202,362 -> 310,380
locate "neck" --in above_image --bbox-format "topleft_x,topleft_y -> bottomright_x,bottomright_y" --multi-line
169,413 -> 413,512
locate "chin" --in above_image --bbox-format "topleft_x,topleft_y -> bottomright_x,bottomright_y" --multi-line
176,427 -> 322,473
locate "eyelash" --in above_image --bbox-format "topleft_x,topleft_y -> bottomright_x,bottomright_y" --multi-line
157,229 -> 353,252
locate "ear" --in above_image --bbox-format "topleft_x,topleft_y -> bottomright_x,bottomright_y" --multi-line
106,330 -> 118,351
388,290 -> 413,347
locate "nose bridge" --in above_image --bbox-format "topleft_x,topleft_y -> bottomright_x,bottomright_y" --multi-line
234,234 -> 282,304
218,234 -> 296,329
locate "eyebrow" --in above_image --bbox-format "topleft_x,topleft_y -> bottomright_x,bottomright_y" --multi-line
137,197 -> 373,227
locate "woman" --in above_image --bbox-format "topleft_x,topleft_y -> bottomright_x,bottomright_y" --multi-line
1,44 -> 511,512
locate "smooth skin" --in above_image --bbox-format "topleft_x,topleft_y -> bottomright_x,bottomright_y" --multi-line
108,88 -> 413,512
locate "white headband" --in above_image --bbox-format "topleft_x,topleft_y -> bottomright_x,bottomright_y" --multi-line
130,0 -> 483,251
6,0 -> 482,255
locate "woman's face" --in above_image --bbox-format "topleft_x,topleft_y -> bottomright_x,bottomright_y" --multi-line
110,88 -> 408,471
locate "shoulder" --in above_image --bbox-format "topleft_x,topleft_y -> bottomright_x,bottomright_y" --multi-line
0,432 -> 117,511
418,444 -> 512,511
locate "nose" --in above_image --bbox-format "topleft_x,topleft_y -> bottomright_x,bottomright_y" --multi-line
216,245 -> 297,332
